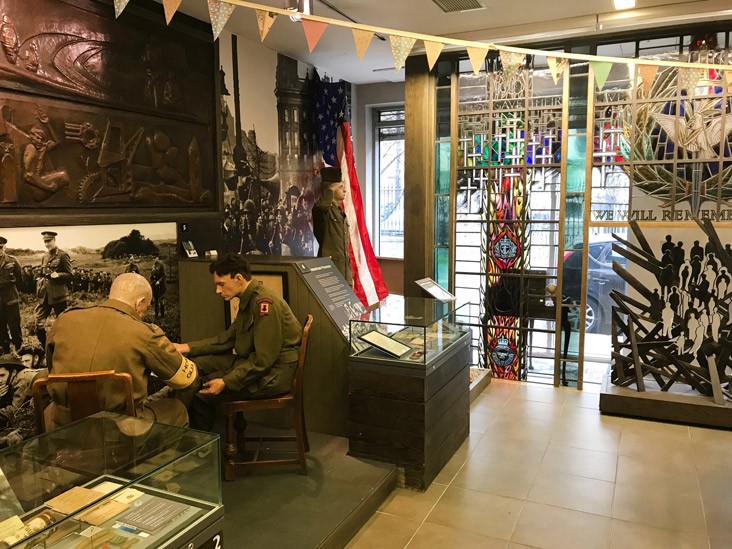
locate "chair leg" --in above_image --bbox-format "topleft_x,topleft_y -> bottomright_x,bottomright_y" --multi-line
234,412 -> 247,450
223,412 -> 237,482
293,406 -> 307,475
300,404 -> 309,453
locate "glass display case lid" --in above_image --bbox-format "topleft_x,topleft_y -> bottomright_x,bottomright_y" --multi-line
358,296 -> 472,327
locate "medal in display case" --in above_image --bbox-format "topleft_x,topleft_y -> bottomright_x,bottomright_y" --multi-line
0,412 -> 223,548
348,298 -> 472,490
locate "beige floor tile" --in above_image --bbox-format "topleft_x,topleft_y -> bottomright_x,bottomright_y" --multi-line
425,486 -> 524,540
487,416 -> 556,443
511,501 -> 611,549
616,454 -> 700,497
501,398 -> 565,421
527,469 -> 614,516
406,522 -> 509,549
703,504 -> 732,542
346,511 -> 421,549
452,457 -> 539,499
481,380 -> 519,397
612,482 -> 706,534
379,482 -> 448,522
470,409 -> 497,434
618,432 -> 695,465
710,537 -> 732,549
697,467 -> 732,506
513,385 -> 566,404
692,441 -> 732,470
563,390 -> 601,409
432,448 -> 468,485
472,436 -> 548,467
539,444 -> 618,482
507,544 -> 541,549
554,407 -> 625,433
689,425 -> 732,449
620,418 -> 691,441
549,424 -> 621,453
608,519 -> 709,549
471,394 -> 510,414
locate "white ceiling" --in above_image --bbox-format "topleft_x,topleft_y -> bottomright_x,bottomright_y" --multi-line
169,0 -> 732,84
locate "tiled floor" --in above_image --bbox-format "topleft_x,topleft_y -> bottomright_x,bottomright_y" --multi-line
347,379 -> 732,549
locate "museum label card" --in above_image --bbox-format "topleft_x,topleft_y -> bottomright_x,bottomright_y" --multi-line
358,330 -> 411,358
118,496 -> 188,532
46,486 -> 104,514
112,488 -> 144,505
415,278 -> 455,302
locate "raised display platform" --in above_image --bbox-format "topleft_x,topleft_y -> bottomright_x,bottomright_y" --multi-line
599,374 -> 732,428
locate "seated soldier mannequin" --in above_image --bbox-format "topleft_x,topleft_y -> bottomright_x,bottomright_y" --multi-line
174,253 -> 302,431
45,273 -> 197,429
312,167 -> 352,285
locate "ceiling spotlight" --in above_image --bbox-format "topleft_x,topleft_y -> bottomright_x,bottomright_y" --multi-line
613,0 -> 636,10
285,0 -> 313,21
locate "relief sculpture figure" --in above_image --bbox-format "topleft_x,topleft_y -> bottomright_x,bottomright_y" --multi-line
0,14 -> 19,65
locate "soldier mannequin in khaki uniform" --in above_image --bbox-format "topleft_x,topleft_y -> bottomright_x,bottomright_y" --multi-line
174,253 -> 302,431
45,273 -> 197,429
0,237 -> 23,354
34,231 -> 72,349
312,167 -> 353,285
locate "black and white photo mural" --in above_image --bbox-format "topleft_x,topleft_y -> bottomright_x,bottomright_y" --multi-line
610,220 -> 732,403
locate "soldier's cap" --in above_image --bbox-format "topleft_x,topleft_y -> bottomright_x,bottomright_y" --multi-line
0,236 -> 6,245
41,231 -> 58,241
18,345 -> 43,358
0,353 -> 23,371
320,167 -> 342,185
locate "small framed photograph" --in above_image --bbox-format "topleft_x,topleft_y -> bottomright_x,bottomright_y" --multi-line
358,330 -> 412,358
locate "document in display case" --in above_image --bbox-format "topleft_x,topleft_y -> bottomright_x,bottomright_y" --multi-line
0,412 -> 223,548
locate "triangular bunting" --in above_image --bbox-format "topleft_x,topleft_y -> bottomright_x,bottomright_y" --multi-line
725,71 -> 732,94
352,28 -> 373,60
679,67 -> 704,94
114,0 -> 130,18
501,50 -> 525,76
466,46 -> 488,75
389,35 -> 416,71
638,64 -> 659,96
208,0 -> 235,41
256,10 -> 277,42
163,0 -> 182,24
591,61 -> 613,90
424,41 -> 445,71
302,19 -> 328,53
547,56 -> 567,85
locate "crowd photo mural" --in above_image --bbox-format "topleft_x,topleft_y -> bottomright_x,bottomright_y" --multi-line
0,222 -> 178,444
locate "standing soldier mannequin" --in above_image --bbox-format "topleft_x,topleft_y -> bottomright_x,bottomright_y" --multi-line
150,257 -> 166,320
312,167 -> 352,285
0,237 -> 22,354
35,231 -> 72,349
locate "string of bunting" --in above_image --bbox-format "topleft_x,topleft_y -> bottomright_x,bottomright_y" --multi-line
116,0 -> 732,91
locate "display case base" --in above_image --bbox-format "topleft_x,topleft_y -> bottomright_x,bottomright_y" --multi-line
600,374 -> 732,428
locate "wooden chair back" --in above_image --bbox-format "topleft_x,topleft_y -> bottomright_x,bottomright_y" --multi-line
32,370 -> 135,434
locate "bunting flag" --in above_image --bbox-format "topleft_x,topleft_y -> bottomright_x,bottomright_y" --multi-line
466,46 -> 488,75
501,50 -> 525,76
113,0 -> 130,18
255,10 -> 277,42
725,70 -> 732,94
424,41 -> 445,71
389,35 -> 416,71
316,79 -> 389,307
547,56 -> 568,85
638,64 -> 660,95
163,0 -> 182,24
590,60 -> 613,90
302,19 -> 328,53
208,0 -> 235,40
679,67 -> 704,93
352,29 -> 373,60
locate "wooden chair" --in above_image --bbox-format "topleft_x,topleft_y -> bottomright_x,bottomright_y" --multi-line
31,370 -> 135,434
222,314 -> 313,481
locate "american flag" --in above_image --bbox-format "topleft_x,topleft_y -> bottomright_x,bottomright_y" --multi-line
316,78 -> 388,307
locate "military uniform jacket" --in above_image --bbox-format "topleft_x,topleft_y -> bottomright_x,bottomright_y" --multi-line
37,248 -> 72,305
0,254 -> 22,304
312,192 -> 353,284
187,281 -> 302,392
46,299 -> 197,414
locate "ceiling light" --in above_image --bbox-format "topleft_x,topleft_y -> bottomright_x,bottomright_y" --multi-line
613,0 -> 636,10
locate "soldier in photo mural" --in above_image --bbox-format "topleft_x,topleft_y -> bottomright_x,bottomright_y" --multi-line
34,231 -> 72,349
0,237 -> 23,355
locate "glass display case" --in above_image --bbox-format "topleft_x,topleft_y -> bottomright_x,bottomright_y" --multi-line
349,297 -> 471,364
0,412 -> 222,548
